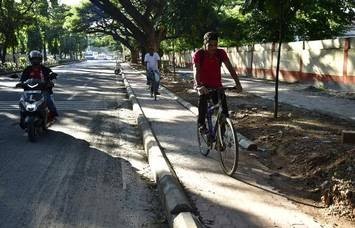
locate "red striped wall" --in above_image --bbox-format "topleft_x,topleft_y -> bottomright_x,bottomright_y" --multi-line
163,38 -> 355,88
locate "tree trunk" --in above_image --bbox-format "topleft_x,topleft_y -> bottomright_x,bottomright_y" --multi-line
0,45 -> 3,64
12,46 -> 18,68
89,0 -> 166,57
43,41 -> 47,62
1,45 -> 7,64
130,48 -> 139,63
141,50 -> 145,65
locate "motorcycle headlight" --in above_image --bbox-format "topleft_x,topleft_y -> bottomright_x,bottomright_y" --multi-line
25,103 -> 36,112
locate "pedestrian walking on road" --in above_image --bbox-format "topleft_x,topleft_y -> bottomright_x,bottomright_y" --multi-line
193,31 -> 243,132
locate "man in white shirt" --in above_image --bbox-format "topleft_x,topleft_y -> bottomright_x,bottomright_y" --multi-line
144,47 -> 161,95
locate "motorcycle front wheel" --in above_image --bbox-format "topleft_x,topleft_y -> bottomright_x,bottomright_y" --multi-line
28,123 -> 36,142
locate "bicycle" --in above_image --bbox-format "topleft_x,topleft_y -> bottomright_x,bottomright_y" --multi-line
196,88 -> 239,176
148,70 -> 160,100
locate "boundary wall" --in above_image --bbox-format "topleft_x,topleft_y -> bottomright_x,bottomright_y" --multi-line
162,38 -> 355,90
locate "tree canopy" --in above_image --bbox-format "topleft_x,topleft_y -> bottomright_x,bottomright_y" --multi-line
242,0 -> 355,42
68,0 -> 354,55
0,0 -> 88,65
1,0 -> 354,66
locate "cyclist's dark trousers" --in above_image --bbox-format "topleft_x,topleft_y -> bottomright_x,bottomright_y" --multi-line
198,91 -> 228,126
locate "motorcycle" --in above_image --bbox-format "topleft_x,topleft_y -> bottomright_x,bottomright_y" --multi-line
16,73 -> 57,142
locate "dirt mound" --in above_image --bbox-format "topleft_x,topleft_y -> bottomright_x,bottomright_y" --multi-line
303,85 -> 355,100
159,70 -> 355,224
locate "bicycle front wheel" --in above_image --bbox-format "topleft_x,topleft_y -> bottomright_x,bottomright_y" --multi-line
217,117 -> 239,176
196,120 -> 211,156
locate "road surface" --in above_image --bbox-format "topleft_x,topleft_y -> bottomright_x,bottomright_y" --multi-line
0,60 -> 166,228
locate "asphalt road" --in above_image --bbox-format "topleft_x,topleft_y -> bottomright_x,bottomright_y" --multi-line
0,60 -> 166,227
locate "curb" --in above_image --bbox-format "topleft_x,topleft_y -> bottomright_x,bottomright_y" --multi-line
121,73 -> 202,228
0,71 -> 22,77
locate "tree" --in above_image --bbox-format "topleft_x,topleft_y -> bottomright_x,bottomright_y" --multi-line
243,0 -> 355,43
293,0 -> 355,40
26,0 -> 87,61
26,24 -> 43,51
0,0 -> 89,67
46,4 -> 70,59
90,35 -> 120,52
65,2 -> 138,58
162,0 -> 219,45
89,0 -> 166,52
244,0 -> 293,118
84,0 -> 242,62
0,0 -> 35,63
243,0 -> 354,118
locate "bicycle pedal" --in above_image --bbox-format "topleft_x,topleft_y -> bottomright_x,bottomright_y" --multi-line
215,142 -> 226,151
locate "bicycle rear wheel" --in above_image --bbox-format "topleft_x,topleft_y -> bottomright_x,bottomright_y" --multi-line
150,80 -> 154,98
196,120 -> 211,156
217,117 -> 239,176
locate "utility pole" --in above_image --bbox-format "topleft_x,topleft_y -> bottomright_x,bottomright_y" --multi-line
274,0 -> 284,119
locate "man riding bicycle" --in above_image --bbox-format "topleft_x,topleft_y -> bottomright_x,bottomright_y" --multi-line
193,31 -> 243,133
144,46 -> 161,95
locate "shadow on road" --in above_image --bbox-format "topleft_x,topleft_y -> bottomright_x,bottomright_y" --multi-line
0,111 -> 166,227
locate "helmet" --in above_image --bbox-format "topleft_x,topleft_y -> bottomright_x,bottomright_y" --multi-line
29,50 -> 42,65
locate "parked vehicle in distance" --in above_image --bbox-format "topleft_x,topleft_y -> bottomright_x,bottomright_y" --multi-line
97,54 -> 107,60
84,51 -> 95,60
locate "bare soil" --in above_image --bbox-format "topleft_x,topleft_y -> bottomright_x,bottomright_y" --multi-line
159,70 -> 355,225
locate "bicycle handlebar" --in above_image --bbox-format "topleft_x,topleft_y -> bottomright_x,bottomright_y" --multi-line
206,86 -> 237,93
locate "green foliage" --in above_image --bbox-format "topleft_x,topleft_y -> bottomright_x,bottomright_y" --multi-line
161,37 -> 196,54
242,0 -> 355,42
1,0 -> 354,66
162,0 -> 225,47
0,0 -> 31,57
217,3 -> 247,46
0,59 -> 27,72
64,1 -> 96,33
0,0 -> 88,64
26,24 -> 43,51
90,35 -> 120,51
293,0 -> 355,40
18,56 -> 27,65
60,33 -> 87,56
163,0 -> 354,51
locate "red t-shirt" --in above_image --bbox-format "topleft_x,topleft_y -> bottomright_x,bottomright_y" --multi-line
28,66 -> 45,80
193,48 -> 228,88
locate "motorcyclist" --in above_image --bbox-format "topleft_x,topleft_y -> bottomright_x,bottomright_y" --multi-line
19,50 -> 58,128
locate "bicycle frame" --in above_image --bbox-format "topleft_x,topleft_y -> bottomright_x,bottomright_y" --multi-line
206,90 -> 224,142
197,87 -> 239,175
148,69 -> 160,89
148,70 -> 160,82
